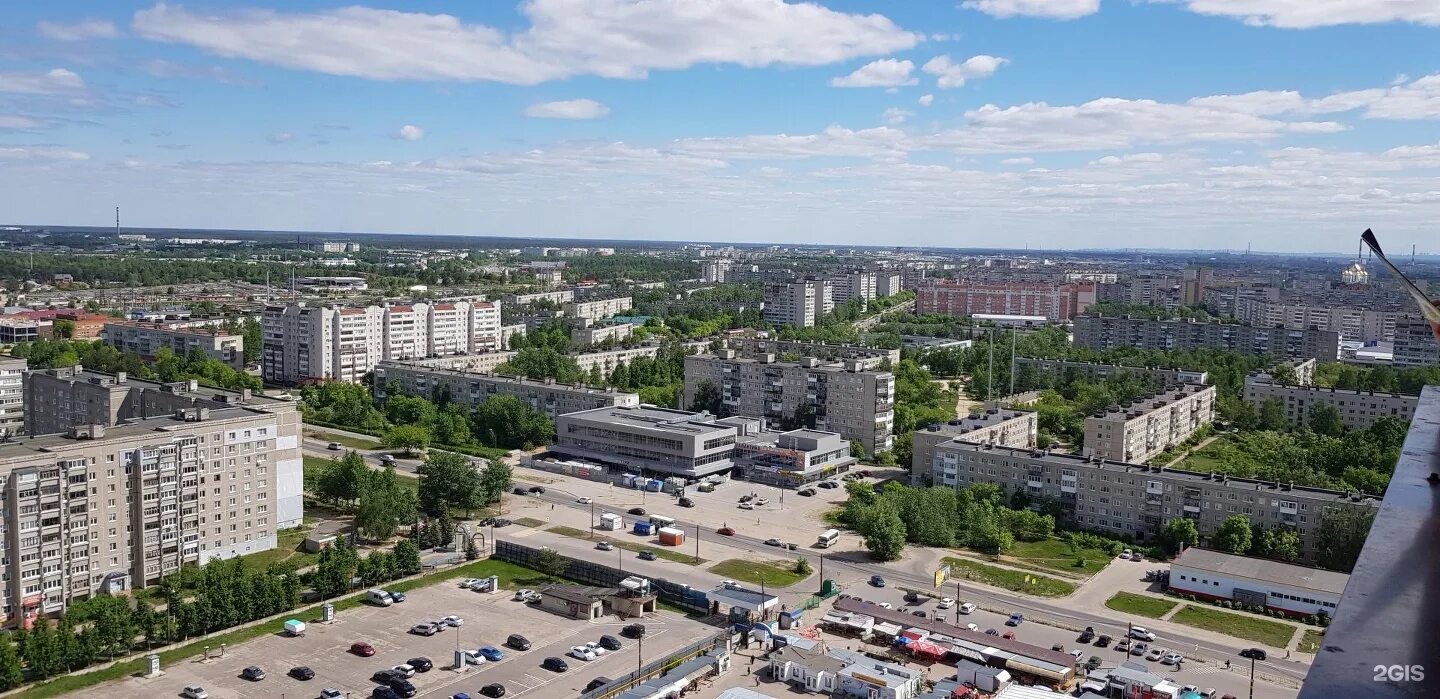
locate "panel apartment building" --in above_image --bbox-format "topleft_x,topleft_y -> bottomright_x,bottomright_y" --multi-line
562,296 -> 633,322
1072,315 -> 1341,361
682,350 -> 895,455
1013,357 -> 1209,388
910,408 -> 1037,485
1242,374 -> 1418,431
101,321 -> 245,369
720,337 -> 899,370
916,281 -> 1095,322
1393,316 -> 1440,368
4,367 -> 302,623
0,357 -> 24,437
763,279 -> 832,328
373,361 -> 639,417
1082,383 -> 1216,464
1232,296 -> 1406,343
925,441 -> 1378,564
261,300 -> 502,385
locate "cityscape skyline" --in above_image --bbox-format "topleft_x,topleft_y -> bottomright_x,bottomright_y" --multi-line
2,2 -> 1440,250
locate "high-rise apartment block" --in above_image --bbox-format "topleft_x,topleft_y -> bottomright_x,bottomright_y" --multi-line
3,367 -> 302,623
1393,316 -> 1440,368
876,273 -> 904,298
1083,383 -> 1216,463
763,279 -> 832,327
916,281 -> 1095,321
699,259 -> 733,283
829,272 -> 877,305
0,357 -> 24,436
261,300 -> 501,385
373,361 -> 639,417
719,337 -> 898,370
101,322 -> 245,369
562,296 -> 633,322
1073,315 -> 1341,361
682,350 -> 894,455
1232,297 -> 1402,343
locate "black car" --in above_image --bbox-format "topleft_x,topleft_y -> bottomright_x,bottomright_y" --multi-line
240,666 -> 266,681
372,687 -> 400,699
622,623 -> 646,639
491,518 -> 512,527
818,481 -> 839,489
371,669 -> 401,685
598,634 -> 623,651
903,591 -> 919,603
738,495 -> 753,503
797,488 -> 815,497
407,657 -> 432,672
1240,648 -> 1268,661
528,485 -> 545,494
512,487 -> 528,495
638,550 -> 656,561
477,517 -> 496,526
1095,634 -> 1112,648
388,591 -> 406,603
911,610 -> 927,618
1078,627 -> 1095,643
678,497 -> 694,507
628,507 -> 646,516
507,634 -> 532,651
985,628 -> 999,636
388,678 -> 417,698
585,678 -> 612,692
481,684 -> 507,698
542,656 -> 569,673
288,666 -> 315,680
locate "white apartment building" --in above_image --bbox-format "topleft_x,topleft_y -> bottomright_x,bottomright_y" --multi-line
1083,384 -> 1216,463
0,356 -> 23,436
562,296 -> 633,322
700,259 -> 733,283
764,279 -> 832,328
876,273 -> 904,297
830,272 -> 877,305
101,321 -> 245,368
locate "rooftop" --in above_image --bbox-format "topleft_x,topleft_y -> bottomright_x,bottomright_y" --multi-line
376,360 -> 633,396
921,408 -> 1033,437
0,404 -> 284,465
1172,547 -> 1349,595
832,596 -> 1072,668
1090,383 -> 1211,421
559,405 -> 735,436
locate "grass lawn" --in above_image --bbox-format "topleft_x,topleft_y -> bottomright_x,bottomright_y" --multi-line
547,526 -> 705,565
307,430 -> 383,451
1171,605 -> 1297,647
709,559 -> 809,588
236,525 -> 320,571
942,557 -> 1075,597
1105,592 -> 1179,618
514,517 -> 548,528
1299,628 -> 1325,653
1005,538 -> 1113,576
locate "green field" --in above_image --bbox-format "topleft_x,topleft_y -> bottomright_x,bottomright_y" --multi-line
308,431 -> 383,451
547,526 -> 705,565
709,559 -> 809,588
237,524 -> 321,571
942,557 -> 1075,597
1005,538 -> 1114,576
1299,629 -> 1325,653
1171,605 -> 1297,647
1105,592 -> 1179,618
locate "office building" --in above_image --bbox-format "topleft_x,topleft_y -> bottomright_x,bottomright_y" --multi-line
916,281 -> 1095,321
911,408 -> 1037,484
683,350 -> 895,455
0,319 -> 47,344
101,322 -> 245,369
1392,316 -> 1440,368
1243,375 -> 1417,431
1083,383 -> 1216,463
261,300 -> 502,385
1013,357 -> 1209,387
764,279 -> 832,328
1073,315 -> 1341,361
550,406 -> 739,478
1168,547 -> 1347,618
372,361 -> 638,417
927,440 -> 1377,563
562,296 -> 633,322
0,357 -> 23,436
727,418 -> 857,487
314,241 -> 360,253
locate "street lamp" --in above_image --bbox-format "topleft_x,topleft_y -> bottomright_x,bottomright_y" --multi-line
1249,656 -> 1256,699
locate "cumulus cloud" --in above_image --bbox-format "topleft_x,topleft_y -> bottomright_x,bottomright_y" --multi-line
918,94 -> 935,106
0,68 -> 86,95
37,19 -> 119,41
395,124 -> 425,141
131,0 -> 922,85
524,98 -> 610,119
922,55 -> 1007,89
1175,0 -> 1440,29
882,107 -> 913,124
1186,74 -> 1440,120
831,59 -> 918,88
962,0 -> 1101,20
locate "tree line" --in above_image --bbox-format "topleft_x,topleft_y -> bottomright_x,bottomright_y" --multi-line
12,339 -> 260,391
840,481 -> 1056,561
307,450 -> 512,541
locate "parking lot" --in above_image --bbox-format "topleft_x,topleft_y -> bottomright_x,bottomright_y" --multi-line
104,580 -> 722,699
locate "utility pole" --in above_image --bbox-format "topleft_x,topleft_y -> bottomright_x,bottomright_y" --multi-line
589,501 -> 595,539
695,523 -> 701,564
1249,656 -> 1256,699
1009,329 -> 1017,397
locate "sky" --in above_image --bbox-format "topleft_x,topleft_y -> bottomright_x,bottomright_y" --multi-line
2,2 -> 1440,253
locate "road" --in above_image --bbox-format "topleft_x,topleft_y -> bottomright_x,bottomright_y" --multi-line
852,298 -> 915,331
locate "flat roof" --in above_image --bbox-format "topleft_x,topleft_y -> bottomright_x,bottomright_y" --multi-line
1173,547 -> 1349,595
1091,383 -> 1211,420
376,361 -> 636,397
559,405 -> 734,435
832,597 -> 1072,668
0,406 -> 279,463
921,408 -> 1032,438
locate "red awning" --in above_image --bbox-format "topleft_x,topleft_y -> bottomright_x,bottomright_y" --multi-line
908,641 -> 947,659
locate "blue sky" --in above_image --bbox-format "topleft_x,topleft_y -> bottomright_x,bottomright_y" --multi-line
2,1 -> 1439,252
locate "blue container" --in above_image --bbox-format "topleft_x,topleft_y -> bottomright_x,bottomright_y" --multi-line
633,521 -> 654,535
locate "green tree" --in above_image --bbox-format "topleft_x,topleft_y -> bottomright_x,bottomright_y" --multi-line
1258,399 -> 1288,431
465,536 -> 480,561
1270,363 -> 1299,387
1315,507 -> 1375,572
472,395 -> 555,449
1211,514 -> 1253,554
393,539 -> 423,576
0,631 -> 23,690
317,451 -> 369,508
355,467 -> 417,540
384,424 -> 431,455
533,547 -> 570,578
312,540 -> 360,599
687,379 -> 723,415
431,404 -> 475,447
794,557 -> 813,575
1253,526 -> 1301,562
1308,403 -> 1345,437
860,506 -> 907,561
478,459 -> 514,505
385,395 -> 438,426
1156,518 -> 1200,555
417,452 -> 485,517
22,619 -> 61,680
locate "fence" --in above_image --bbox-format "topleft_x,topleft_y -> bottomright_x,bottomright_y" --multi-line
579,630 -> 732,699
493,540 -> 711,613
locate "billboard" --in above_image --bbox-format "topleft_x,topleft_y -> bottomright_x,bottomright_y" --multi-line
934,563 -> 951,588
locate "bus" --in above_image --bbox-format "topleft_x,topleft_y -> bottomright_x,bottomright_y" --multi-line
816,529 -> 841,548
649,514 -> 676,528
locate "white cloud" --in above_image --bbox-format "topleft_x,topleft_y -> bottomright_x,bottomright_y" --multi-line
524,98 -> 611,119
37,19 -> 119,41
395,124 -> 425,141
131,1 -> 922,85
922,55 -> 1007,89
268,132 -> 294,144
1090,152 -> 1165,166
0,146 -> 89,161
672,125 -> 914,162
1185,74 -> 1440,120
918,94 -> 935,106
882,107 -> 913,125
1001,157 -> 1034,165
962,0 -> 1101,20
0,68 -> 85,95
1175,0 -> 1440,29
0,115 -> 43,129
831,59 -> 917,88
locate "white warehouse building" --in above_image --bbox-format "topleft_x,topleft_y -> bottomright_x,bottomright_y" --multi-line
1168,547 -> 1347,619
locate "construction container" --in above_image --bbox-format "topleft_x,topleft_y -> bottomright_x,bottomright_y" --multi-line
633,521 -> 654,536
657,527 -> 686,546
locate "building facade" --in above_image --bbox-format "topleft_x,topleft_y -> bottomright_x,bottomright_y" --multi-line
763,279 -> 832,328
101,322 -> 245,368
550,406 -> 739,478
1073,315 -> 1341,361
728,419 -> 857,487
1232,296 -> 1403,343
1242,376 -> 1418,431
911,408 -> 1037,485
1169,547 -> 1347,618
562,296 -> 633,322
720,337 -> 899,370
373,361 -> 639,417
0,357 -> 23,436
829,272 -> 877,305
571,323 -> 636,347
1392,316 -> 1440,368
501,290 -> 575,307
916,281 -> 1095,321
876,273 -> 904,298
1083,384 -> 1216,463
1013,357 -> 1209,388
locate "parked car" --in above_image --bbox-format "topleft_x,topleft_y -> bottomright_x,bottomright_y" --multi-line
380,454 -> 396,464
1115,640 -> 1131,653
391,664 -> 416,678
570,645 -> 596,661
1095,634 -> 1111,648
1239,648 -> 1268,661
629,507 -> 647,515
491,518 -> 512,527
622,623 -> 647,639
869,575 -> 886,587
1051,644 -> 1064,652
585,678 -> 611,692
181,687 -> 208,699
388,678 -> 417,698
240,666 -> 266,681
584,641 -> 608,656
351,642 -> 377,656
717,526 -> 735,536
599,634 -> 623,651
1120,549 -> 1133,560
738,495 -> 753,503
528,486 -> 545,494
542,657 -> 569,672
507,634 -> 532,650
904,591 -> 920,603
1078,627 -> 1095,643
985,628 -> 999,636
410,623 -> 438,636
1130,642 -> 1149,657
408,657 -> 433,672
754,497 -> 769,506
327,442 -> 342,450
877,602 -> 893,609
388,591 -> 406,603
738,502 -> 754,510
1145,647 -> 1166,661
1129,627 -> 1156,642
321,688 -> 344,699
512,487 -> 528,495
441,615 -> 463,627
288,666 -> 315,680
764,538 -> 782,546
577,496 -> 592,504
1002,631 -> 1016,640
959,602 -> 977,614
1085,656 -> 1103,672
596,541 -> 614,551
818,481 -> 839,488
1006,613 -> 1024,626
796,489 -> 815,497
938,597 -> 955,609
478,646 -> 504,662
966,623 -> 978,632
638,550 -> 657,561
678,497 -> 695,507
371,670 -> 402,685
481,684 -> 507,698
372,687 -> 400,699
1163,652 -> 1184,665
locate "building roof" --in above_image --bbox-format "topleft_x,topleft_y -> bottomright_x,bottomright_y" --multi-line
558,405 -> 736,436
1173,547 -> 1350,595
831,597 -> 1072,668
539,584 -> 615,604
769,645 -> 847,675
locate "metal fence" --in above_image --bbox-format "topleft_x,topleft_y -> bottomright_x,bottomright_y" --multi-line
493,540 -> 711,613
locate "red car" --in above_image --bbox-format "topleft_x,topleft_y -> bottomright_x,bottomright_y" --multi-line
716,526 -> 735,536
350,642 -> 376,657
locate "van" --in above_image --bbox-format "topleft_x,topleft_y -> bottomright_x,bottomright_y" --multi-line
365,589 -> 394,606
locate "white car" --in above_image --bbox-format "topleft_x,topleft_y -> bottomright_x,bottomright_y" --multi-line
937,597 -> 954,609
738,502 -> 754,510
754,498 -> 769,506
392,664 -> 416,678
585,641 -> 608,656
1145,647 -> 1166,661
1129,627 -> 1156,642
577,496 -> 592,504
441,615 -> 464,627
460,650 -> 487,665
1070,649 -> 1084,660
1120,549 -> 1133,560
570,645 -> 597,661
966,623 -> 979,632
878,602 -> 893,609
958,602 -> 977,615
515,588 -> 535,600
596,541 -> 614,551
721,580 -> 740,589
460,578 -> 484,588
181,687 -> 208,699
1163,652 -> 1185,665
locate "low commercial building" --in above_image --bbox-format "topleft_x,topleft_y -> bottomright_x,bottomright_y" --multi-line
550,406 -> 738,479
912,408 -> 1037,485
373,361 -> 638,417
1073,315 -> 1341,361
729,420 -> 857,487
101,321 -> 245,368
1083,384 -> 1216,463
0,318 -> 48,344
1013,357 -> 1209,388
1169,547 -> 1346,618
1242,376 -> 1418,431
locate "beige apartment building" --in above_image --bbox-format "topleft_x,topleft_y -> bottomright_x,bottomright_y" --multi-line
763,279 -> 832,328
2,368 -> 302,624
720,337 -> 898,370
101,321 -> 245,368
1242,374 -> 1417,431
1013,357 -> 1209,388
562,296 -> 633,322
1083,383 -> 1216,463
1073,315 -> 1341,361
571,323 -> 636,347
683,350 -> 895,455
910,408 -> 1037,485
373,361 -> 638,417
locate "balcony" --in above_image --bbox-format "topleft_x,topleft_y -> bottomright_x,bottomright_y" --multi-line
1298,386 -> 1440,698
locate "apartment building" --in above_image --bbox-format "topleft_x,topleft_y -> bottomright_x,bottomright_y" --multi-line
720,337 -> 899,370
916,281 -> 1095,321
1073,315 -> 1341,361
1083,384 -> 1216,463
763,279 -> 832,328
550,405 -> 739,478
876,273 -> 904,297
373,361 -> 638,416
0,357 -> 23,436
501,290 -> 574,307
927,441 -> 1378,563
829,272 -> 877,305
101,322 -> 245,368
1242,375 -> 1417,431
500,323 -> 526,350
910,408 -> 1037,484
1,370 -> 302,623
699,259 -> 733,283
562,296 -> 633,322
1251,358 -> 1318,387
682,350 -> 895,455
1233,296 -> 1403,343
0,319 -> 47,344
1392,316 -> 1440,368
261,300 -> 502,385
571,323 -> 636,347
1013,357 -> 1209,387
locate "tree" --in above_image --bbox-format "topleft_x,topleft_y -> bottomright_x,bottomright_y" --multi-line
687,379 -> 723,415
478,459 -> 514,505
1308,403 -> 1344,437
22,619 -> 61,679
1258,399 -> 1289,431
312,540 -> 360,599
472,395 -> 555,449
1315,507 -> 1375,572
384,424 -> 431,456
850,441 -> 866,459
465,536 -> 480,561
1253,526 -> 1301,562
1270,363 -> 1299,387
1212,515 -> 1253,554
1156,518 -> 1199,555
860,506 -> 907,561
317,451 -> 369,508
794,557 -> 813,575
355,467 -> 417,540
0,631 -> 23,690
385,395 -> 438,427
417,451 -> 485,517
533,547 -> 570,578
393,539 -> 422,576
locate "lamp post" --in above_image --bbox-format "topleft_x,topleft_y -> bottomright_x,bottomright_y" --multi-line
1249,656 -> 1256,699
589,501 -> 595,539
